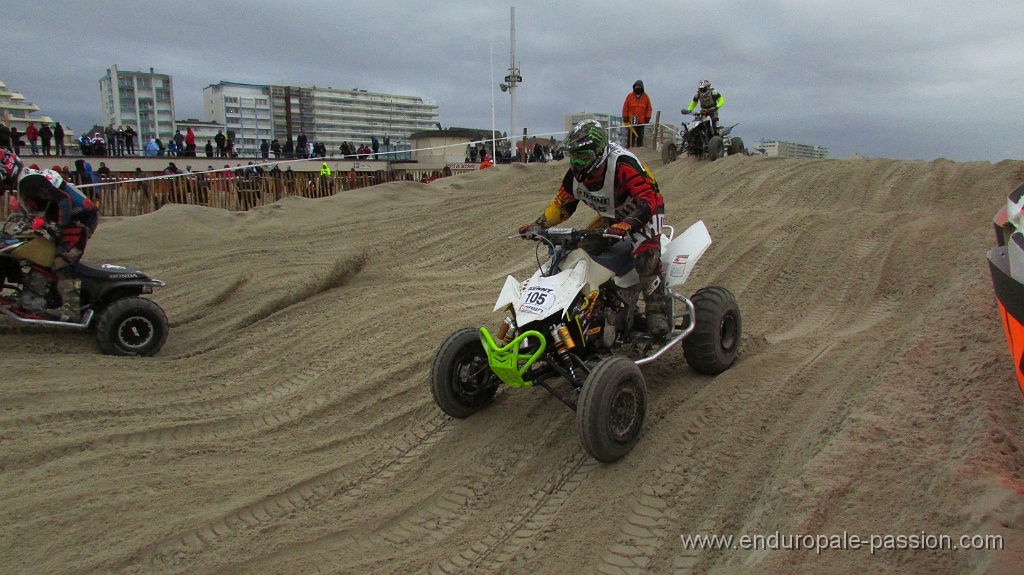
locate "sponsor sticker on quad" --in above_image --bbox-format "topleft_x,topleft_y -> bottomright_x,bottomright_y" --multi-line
518,285 -> 556,315
669,254 -> 689,277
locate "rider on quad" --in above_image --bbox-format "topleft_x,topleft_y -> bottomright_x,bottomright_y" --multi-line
1,150 -> 98,316
518,119 -> 670,337
685,79 -> 724,133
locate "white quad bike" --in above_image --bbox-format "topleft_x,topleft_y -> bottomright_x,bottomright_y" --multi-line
430,222 -> 741,462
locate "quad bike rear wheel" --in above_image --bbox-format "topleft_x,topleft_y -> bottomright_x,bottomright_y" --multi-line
577,356 -> 648,463
683,286 -> 741,374
728,137 -> 745,156
661,142 -> 678,164
708,136 -> 724,161
430,328 -> 499,418
95,297 -> 169,357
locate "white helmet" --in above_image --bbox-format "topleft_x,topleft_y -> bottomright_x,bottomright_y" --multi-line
698,79 -> 711,91
18,167 -> 64,189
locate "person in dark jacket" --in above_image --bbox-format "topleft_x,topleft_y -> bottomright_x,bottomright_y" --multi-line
39,123 -> 53,156
53,123 -> 66,156
214,130 -> 227,158
123,125 -> 136,155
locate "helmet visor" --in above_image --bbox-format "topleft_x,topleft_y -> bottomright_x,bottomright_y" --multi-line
569,149 -> 596,168
569,149 -> 598,177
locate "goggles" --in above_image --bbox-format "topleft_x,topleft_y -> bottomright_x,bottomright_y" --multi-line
569,149 -> 596,167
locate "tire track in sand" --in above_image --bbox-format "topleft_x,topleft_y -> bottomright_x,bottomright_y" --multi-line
594,343 -> 838,575
426,450 -> 599,575
144,413 -> 455,568
0,364 -> 329,472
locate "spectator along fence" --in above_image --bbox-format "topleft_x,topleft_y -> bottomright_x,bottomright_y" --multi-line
1,167 -> 454,221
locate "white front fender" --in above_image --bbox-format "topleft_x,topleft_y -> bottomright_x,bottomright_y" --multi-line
493,259 -> 591,324
494,275 -> 524,313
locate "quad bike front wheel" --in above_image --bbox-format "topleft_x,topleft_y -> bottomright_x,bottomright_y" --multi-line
661,142 -> 678,164
683,286 -> 741,374
430,328 -> 499,419
577,356 -> 648,463
95,297 -> 169,357
708,136 -> 724,161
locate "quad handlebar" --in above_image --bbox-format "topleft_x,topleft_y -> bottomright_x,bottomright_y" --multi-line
513,227 -> 621,246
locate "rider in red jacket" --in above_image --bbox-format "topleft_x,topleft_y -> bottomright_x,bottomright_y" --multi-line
518,120 -> 669,337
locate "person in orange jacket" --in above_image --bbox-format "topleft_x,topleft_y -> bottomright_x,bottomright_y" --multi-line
622,80 -> 652,148
479,154 -> 493,169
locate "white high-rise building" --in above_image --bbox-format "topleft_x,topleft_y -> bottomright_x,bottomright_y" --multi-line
756,139 -> 829,159
203,82 -> 273,157
207,82 -> 438,159
306,87 -> 438,158
100,65 -> 176,143
0,80 -> 55,135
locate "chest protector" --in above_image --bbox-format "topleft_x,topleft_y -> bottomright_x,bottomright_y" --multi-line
697,89 -> 719,109
572,144 -> 640,219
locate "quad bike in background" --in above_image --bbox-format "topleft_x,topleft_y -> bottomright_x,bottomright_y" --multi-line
988,181 -> 1024,403
662,110 -> 745,164
0,197 -> 169,356
430,222 -> 741,462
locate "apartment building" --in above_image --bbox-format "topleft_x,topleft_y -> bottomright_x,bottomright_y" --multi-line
203,82 -> 273,157
174,119 -> 225,155
565,112 -> 627,147
100,65 -> 176,143
306,87 -> 438,158
0,79 -> 56,137
205,82 -> 438,159
756,139 -> 830,159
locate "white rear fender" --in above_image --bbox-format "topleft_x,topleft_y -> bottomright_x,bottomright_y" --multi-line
662,220 -> 712,288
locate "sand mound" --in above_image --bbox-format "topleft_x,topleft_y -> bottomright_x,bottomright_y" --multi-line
1,150 -> 1022,574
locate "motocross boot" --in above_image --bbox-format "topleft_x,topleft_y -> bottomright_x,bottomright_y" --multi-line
50,278 -> 79,320
636,249 -> 670,338
17,267 -> 59,315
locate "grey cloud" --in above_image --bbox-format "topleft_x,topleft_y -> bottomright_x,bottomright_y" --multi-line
4,0 -> 1023,161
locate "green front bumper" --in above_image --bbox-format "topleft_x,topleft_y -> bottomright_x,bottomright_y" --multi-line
478,327 -> 546,389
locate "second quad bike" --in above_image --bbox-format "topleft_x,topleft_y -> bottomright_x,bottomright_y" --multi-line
662,110 -> 745,164
430,222 -> 741,462
0,200 -> 169,356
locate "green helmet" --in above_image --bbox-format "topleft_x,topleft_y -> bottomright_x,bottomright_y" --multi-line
564,120 -> 608,179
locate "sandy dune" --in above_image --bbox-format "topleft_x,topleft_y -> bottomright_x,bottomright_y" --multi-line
1,149 -> 1022,574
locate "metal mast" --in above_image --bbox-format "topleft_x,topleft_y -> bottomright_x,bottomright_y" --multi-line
499,7 -> 522,156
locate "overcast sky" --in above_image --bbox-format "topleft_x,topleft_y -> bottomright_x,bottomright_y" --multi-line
5,0 -> 1023,161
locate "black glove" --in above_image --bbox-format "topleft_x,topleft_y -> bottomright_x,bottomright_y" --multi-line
43,223 -> 61,239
